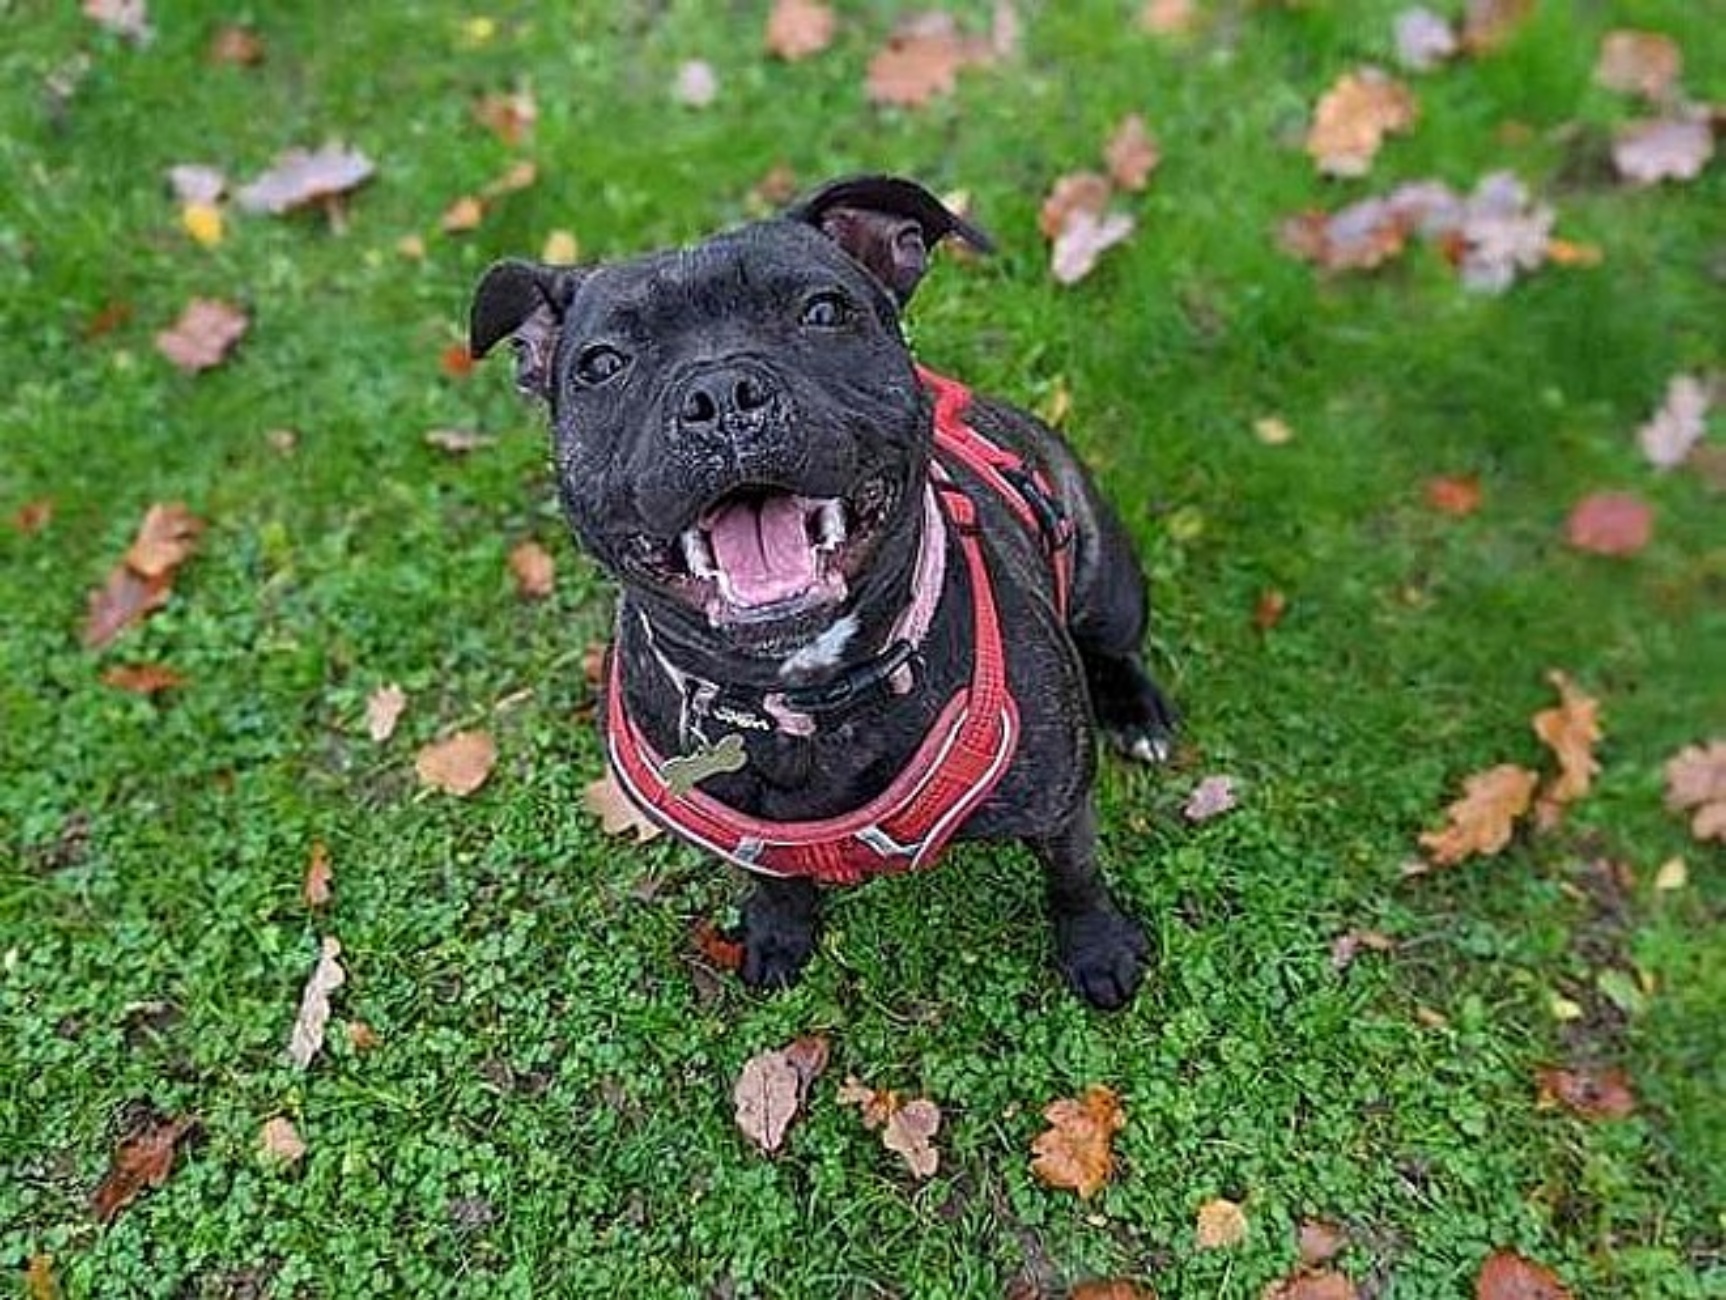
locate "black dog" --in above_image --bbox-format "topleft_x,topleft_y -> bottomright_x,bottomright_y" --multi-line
470,176 -> 1175,1009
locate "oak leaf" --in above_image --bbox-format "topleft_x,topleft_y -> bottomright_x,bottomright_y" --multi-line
865,10 -> 1002,108
1636,374 -> 1710,470
126,502 -> 204,578
1475,1250 -> 1573,1299
1534,1065 -> 1635,1120
766,0 -> 836,60
1104,114 -> 1161,191
583,771 -> 663,842
1029,1084 -> 1124,1198
415,730 -> 497,796
836,1077 -> 942,1179
1306,69 -> 1417,178
91,1112 -> 196,1223
508,540 -> 556,598
1593,31 -> 1682,102
733,1035 -> 828,1154
1417,764 -> 1537,866
287,936 -> 345,1069
236,143 -> 375,215
1663,740 -> 1726,842
1564,492 -> 1653,556
1531,672 -> 1601,817
365,683 -> 407,742
155,299 -> 248,373
1613,115 -> 1714,185
101,663 -> 184,694
1194,1196 -> 1248,1249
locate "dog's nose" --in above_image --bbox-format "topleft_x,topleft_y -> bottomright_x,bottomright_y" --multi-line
675,364 -> 778,433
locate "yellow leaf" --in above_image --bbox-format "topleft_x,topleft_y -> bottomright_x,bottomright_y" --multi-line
181,202 -> 224,247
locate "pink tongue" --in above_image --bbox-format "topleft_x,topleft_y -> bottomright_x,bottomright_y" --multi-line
705,495 -> 816,606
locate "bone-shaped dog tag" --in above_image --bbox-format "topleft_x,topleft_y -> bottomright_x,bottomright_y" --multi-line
664,732 -> 748,796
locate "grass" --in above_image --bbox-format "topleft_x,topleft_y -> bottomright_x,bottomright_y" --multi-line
2,1 -> 1722,1296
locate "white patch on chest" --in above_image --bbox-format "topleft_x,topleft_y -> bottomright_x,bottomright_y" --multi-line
780,615 -> 857,678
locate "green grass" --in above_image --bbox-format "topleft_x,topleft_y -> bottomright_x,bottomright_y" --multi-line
2,1 -> 1723,1296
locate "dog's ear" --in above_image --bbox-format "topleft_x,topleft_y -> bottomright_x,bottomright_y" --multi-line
469,260 -> 586,398
787,175 -> 994,305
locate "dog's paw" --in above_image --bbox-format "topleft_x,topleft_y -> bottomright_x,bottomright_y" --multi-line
739,887 -> 819,990
1106,720 -> 1177,766
1054,903 -> 1149,1011
1086,653 -> 1178,765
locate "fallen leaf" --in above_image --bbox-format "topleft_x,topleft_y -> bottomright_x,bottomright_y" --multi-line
1393,7 -> 1458,72
1653,856 -> 1687,891
674,60 -> 719,108
483,160 -> 537,199
1254,415 -> 1295,445
1306,69 -> 1418,178
473,89 -> 537,145
415,730 -> 497,796
1460,0 -> 1535,54
83,567 -> 170,650
1425,475 -> 1482,516
733,1036 -> 828,1154
167,163 -> 227,205
208,24 -> 265,65
766,0 -> 836,60
91,1112 -> 196,1223
424,427 -> 494,454
1195,1196 -> 1248,1249
236,143 -> 375,215
441,194 -> 486,234
582,641 -> 608,687
509,540 -> 556,599
1183,774 -> 1237,822
542,228 -> 580,263
1475,1249 -> 1574,1299
24,1253 -> 57,1300
346,1020 -> 381,1051
440,343 -> 475,378
101,663 -> 184,694
1593,31 -> 1682,102
837,1078 -> 942,1179
83,299 -> 134,341
1052,210 -> 1136,286
303,840 -> 333,908
1417,764 -> 1538,866
1451,171 -> 1555,293
582,771 -> 663,842
1531,671 -> 1601,813
1564,492 -> 1653,556
83,503 -> 204,649
1264,1271 -> 1359,1300
83,0 -> 151,43
366,683 -> 406,742
12,499 -> 53,534
1534,1065 -> 1636,1120
1329,929 -> 1395,971
1663,740 -> 1726,842
1298,1219 -> 1349,1266
155,299 -> 249,374
865,10 -> 1000,108
397,234 -> 427,260
1543,238 -> 1602,268
125,502 -> 203,578
181,203 -> 224,248
1253,588 -> 1289,631
1029,1084 -> 1124,1198
259,1116 -> 307,1164
287,936 -> 345,1069
1039,171 -> 1113,238
1140,0 -> 1195,36
1104,114 -> 1161,191
692,918 -> 745,972
1636,373 -> 1711,470
1613,115 -> 1715,185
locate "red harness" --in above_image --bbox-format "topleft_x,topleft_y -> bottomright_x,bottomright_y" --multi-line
605,368 -> 1073,885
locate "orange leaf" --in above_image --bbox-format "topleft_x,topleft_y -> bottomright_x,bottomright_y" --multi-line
125,502 -> 203,578
765,0 -> 836,60
1140,0 -> 1196,35
303,840 -> 333,908
440,343 -> 475,378
1565,492 -> 1653,556
473,89 -> 537,145
582,770 -> 662,842
1195,1196 -> 1248,1249
1306,69 -> 1417,177
101,663 -> 184,694
837,1077 -> 942,1179
1425,475 -> 1482,516
1029,1084 -> 1124,1198
508,540 -> 556,599
12,499 -> 53,534
1534,1064 -> 1636,1120
83,566 -> 171,649
1531,671 -> 1601,812
415,730 -> 497,796
1253,588 -> 1288,631
91,1112 -> 197,1224
692,918 -> 744,972
865,11 -> 1000,108
1104,114 -> 1161,191
346,1020 -> 382,1051
441,195 -> 486,234
1475,1249 -> 1574,1299
1417,764 -> 1538,866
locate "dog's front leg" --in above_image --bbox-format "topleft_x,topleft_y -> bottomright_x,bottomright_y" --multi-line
1030,801 -> 1148,1010
739,873 -> 821,989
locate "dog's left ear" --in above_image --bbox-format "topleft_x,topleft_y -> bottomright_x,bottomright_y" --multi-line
787,175 -> 994,305
469,259 -> 587,398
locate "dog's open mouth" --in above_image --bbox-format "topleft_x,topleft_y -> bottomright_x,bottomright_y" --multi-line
644,478 -> 895,628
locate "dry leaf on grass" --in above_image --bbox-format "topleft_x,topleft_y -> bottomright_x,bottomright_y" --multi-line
1565,492 -> 1653,556
83,0 -> 152,42
1425,474 -> 1483,516
1475,1249 -> 1574,1299
1663,740 -> 1726,842
836,1078 -> 942,1179
1183,774 -> 1237,822
1264,1271 -> 1359,1300
1030,1084 -> 1124,1197
473,89 -> 537,145
583,771 -> 663,842
674,60 -> 719,108
126,502 -> 204,578
733,1036 -> 828,1154
1329,929 -> 1395,971
424,427 -> 494,454
84,502 -> 204,649
1195,1197 -> 1248,1249
346,1020 -> 382,1051
91,1112 -> 196,1223
691,918 -> 745,972
1052,211 -> 1136,286
1393,8 -> 1458,72
1104,114 -> 1161,191
287,936 -> 345,1069
542,228 -> 580,263
1306,69 -> 1417,178
84,568 -> 171,650
1255,415 -> 1295,446
12,500 -> 53,534
1637,374 -> 1711,470
766,0 -> 836,60
1613,115 -> 1715,185
167,163 -> 226,205
101,663 -> 184,694
441,195 -> 486,234
208,25 -> 265,65
1531,671 -> 1601,817
508,540 -> 556,598
1593,31 -> 1682,102
303,840 -> 333,908
155,299 -> 249,374
237,143 -> 374,215
1140,0 -> 1196,36
865,9 -> 1006,108
1534,1065 -> 1636,1120
1298,1219 -> 1349,1266
1417,764 -> 1538,867
23,1254 -> 56,1300
1460,0 -> 1535,54
366,683 -> 407,741
1254,588 -> 1289,631
259,1116 -> 307,1164
415,730 -> 497,796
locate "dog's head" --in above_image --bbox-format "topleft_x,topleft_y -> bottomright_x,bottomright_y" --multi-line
470,176 -> 991,655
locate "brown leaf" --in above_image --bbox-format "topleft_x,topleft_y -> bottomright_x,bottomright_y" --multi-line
1417,764 -> 1538,866
12,499 -> 53,534
1039,171 -> 1112,239
1663,740 -> 1726,843
734,1036 -> 827,1154
1637,374 -> 1710,470
287,936 -> 345,1069
1104,114 -> 1161,191
1195,1196 -> 1248,1249
766,0 -> 836,60
865,11 -> 999,108
1594,31 -> 1681,102
1393,8 -> 1458,72
24,1253 -> 58,1300
508,540 -> 556,599
83,299 -> 135,341
1253,588 -> 1289,631
1460,0 -> 1535,54
424,427 -> 494,454
1564,492 -> 1653,556
837,1078 -> 942,1179
125,502 -> 204,578
1029,1084 -> 1124,1198
83,567 -> 171,649
1425,475 -> 1482,516
1475,1249 -> 1574,1299
1139,0 -> 1195,36
236,143 -> 375,215
365,683 -> 407,742
101,663 -> 184,694
441,194 -> 486,234
1531,671 -> 1601,812
473,89 -> 537,145
259,1116 -> 307,1164
1264,1271 -> 1359,1300
582,770 -> 663,842
208,25 -> 264,65
1183,774 -> 1237,822
91,1113 -> 196,1223
1298,1219 -> 1349,1266
1306,69 -> 1418,178
692,918 -> 745,972
582,641 -> 609,687
483,160 -> 538,199
155,299 -> 248,374
1613,115 -> 1715,185
1329,929 -> 1395,971
415,730 -> 497,796
303,840 -> 333,908
83,0 -> 151,43
1071,1283 -> 1156,1300
346,1020 -> 381,1051
1534,1065 -> 1636,1120
1051,210 -> 1136,285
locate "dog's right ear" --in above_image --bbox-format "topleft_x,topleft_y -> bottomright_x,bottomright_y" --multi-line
469,260 -> 586,398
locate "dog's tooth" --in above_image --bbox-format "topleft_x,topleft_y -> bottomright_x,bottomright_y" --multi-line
816,499 -> 846,549
681,527 -> 717,578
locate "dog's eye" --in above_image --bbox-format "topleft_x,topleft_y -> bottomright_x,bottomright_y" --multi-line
574,344 -> 628,385
799,292 -> 852,329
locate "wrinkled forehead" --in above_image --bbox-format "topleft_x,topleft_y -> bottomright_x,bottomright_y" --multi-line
565,221 -> 892,337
